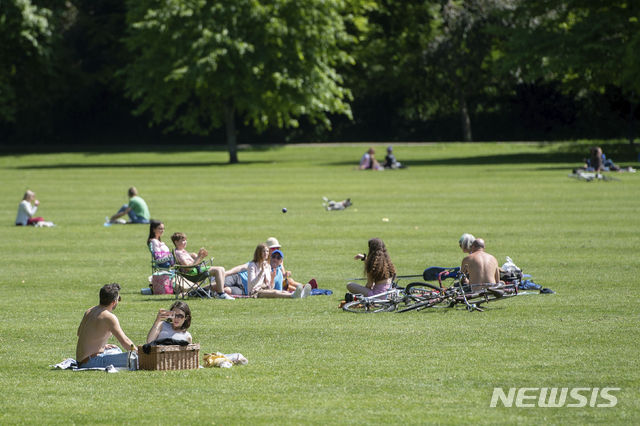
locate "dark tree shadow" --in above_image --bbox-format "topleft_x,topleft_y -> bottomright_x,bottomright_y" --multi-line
323,149 -> 591,168
13,160 -> 273,170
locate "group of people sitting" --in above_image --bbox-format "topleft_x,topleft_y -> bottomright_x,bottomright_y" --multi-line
345,233 -> 504,299
148,220 -> 315,299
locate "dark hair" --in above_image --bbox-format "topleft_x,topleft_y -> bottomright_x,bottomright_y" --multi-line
364,238 -> 396,282
147,220 -> 164,244
99,283 -> 121,306
171,232 -> 186,245
253,243 -> 268,263
169,301 -> 191,330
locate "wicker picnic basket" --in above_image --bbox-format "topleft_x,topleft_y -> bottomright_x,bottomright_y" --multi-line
139,344 -> 200,370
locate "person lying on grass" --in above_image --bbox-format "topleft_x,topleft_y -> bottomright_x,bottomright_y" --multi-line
347,238 -> 396,297
171,232 -> 234,300
76,283 -> 137,369
247,243 -> 310,298
147,301 -> 192,344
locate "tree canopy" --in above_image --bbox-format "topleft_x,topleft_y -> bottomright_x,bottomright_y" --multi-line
1,0 -> 639,147
123,0 -> 358,162
0,0 -> 53,123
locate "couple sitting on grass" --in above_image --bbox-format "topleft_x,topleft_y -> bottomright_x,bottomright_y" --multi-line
76,284 -> 189,369
76,283 -> 247,370
149,220 -> 314,299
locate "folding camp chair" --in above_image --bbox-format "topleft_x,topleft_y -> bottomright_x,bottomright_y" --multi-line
173,256 -> 219,299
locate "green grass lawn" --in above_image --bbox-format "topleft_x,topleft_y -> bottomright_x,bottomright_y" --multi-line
0,141 -> 638,424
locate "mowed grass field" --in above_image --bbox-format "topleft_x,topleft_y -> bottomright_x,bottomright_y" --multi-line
0,142 -> 638,424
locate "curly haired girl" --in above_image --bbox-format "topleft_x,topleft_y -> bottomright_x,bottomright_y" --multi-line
347,238 -> 396,296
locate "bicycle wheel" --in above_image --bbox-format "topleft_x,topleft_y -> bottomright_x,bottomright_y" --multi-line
342,299 -> 396,313
405,282 -> 441,297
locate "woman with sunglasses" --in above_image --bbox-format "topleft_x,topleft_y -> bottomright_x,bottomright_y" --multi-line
146,301 -> 192,344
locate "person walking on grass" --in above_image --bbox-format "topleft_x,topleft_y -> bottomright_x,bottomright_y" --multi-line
76,283 -> 137,369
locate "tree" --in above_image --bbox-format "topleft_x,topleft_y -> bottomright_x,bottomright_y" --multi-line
123,0 -> 358,163
497,0 -> 640,143
350,0 -> 510,142
0,0 -> 53,125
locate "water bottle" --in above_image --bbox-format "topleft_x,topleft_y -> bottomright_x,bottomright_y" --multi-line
128,344 -> 138,371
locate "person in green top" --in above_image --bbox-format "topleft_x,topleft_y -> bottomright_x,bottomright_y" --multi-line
108,187 -> 150,224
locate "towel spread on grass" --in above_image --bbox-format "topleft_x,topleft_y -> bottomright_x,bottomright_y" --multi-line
51,358 -> 118,373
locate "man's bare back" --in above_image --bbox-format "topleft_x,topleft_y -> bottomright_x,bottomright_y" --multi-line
76,306 -> 116,361
460,239 -> 500,285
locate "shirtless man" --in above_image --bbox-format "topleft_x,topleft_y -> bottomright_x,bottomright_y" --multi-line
76,283 -> 138,369
460,239 -> 501,286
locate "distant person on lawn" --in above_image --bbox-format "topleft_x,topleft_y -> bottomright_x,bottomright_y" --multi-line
108,186 -> 150,224
76,283 -> 138,369
460,238 -> 501,286
383,145 -> 405,169
15,190 -> 45,226
582,146 -> 635,173
359,147 -> 383,170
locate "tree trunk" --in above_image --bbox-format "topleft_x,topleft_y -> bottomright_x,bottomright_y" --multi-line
459,93 -> 472,142
628,100 -> 636,146
224,102 -> 238,164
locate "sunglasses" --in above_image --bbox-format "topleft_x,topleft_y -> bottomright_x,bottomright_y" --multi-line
173,313 -> 185,319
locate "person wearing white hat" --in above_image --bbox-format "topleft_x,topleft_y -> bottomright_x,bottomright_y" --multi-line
265,237 -> 318,292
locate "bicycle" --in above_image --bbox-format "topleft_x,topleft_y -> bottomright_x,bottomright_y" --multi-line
341,274 -> 424,313
398,269 -> 520,313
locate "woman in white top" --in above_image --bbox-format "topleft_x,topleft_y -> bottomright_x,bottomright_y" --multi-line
15,190 -> 44,226
247,243 -> 309,298
147,301 -> 192,343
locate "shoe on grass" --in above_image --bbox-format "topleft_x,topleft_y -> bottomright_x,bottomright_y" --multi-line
301,284 -> 312,298
216,292 -> 235,300
291,286 -> 304,298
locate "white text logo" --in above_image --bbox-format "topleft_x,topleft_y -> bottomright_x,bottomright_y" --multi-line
490,387 -> 620,408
